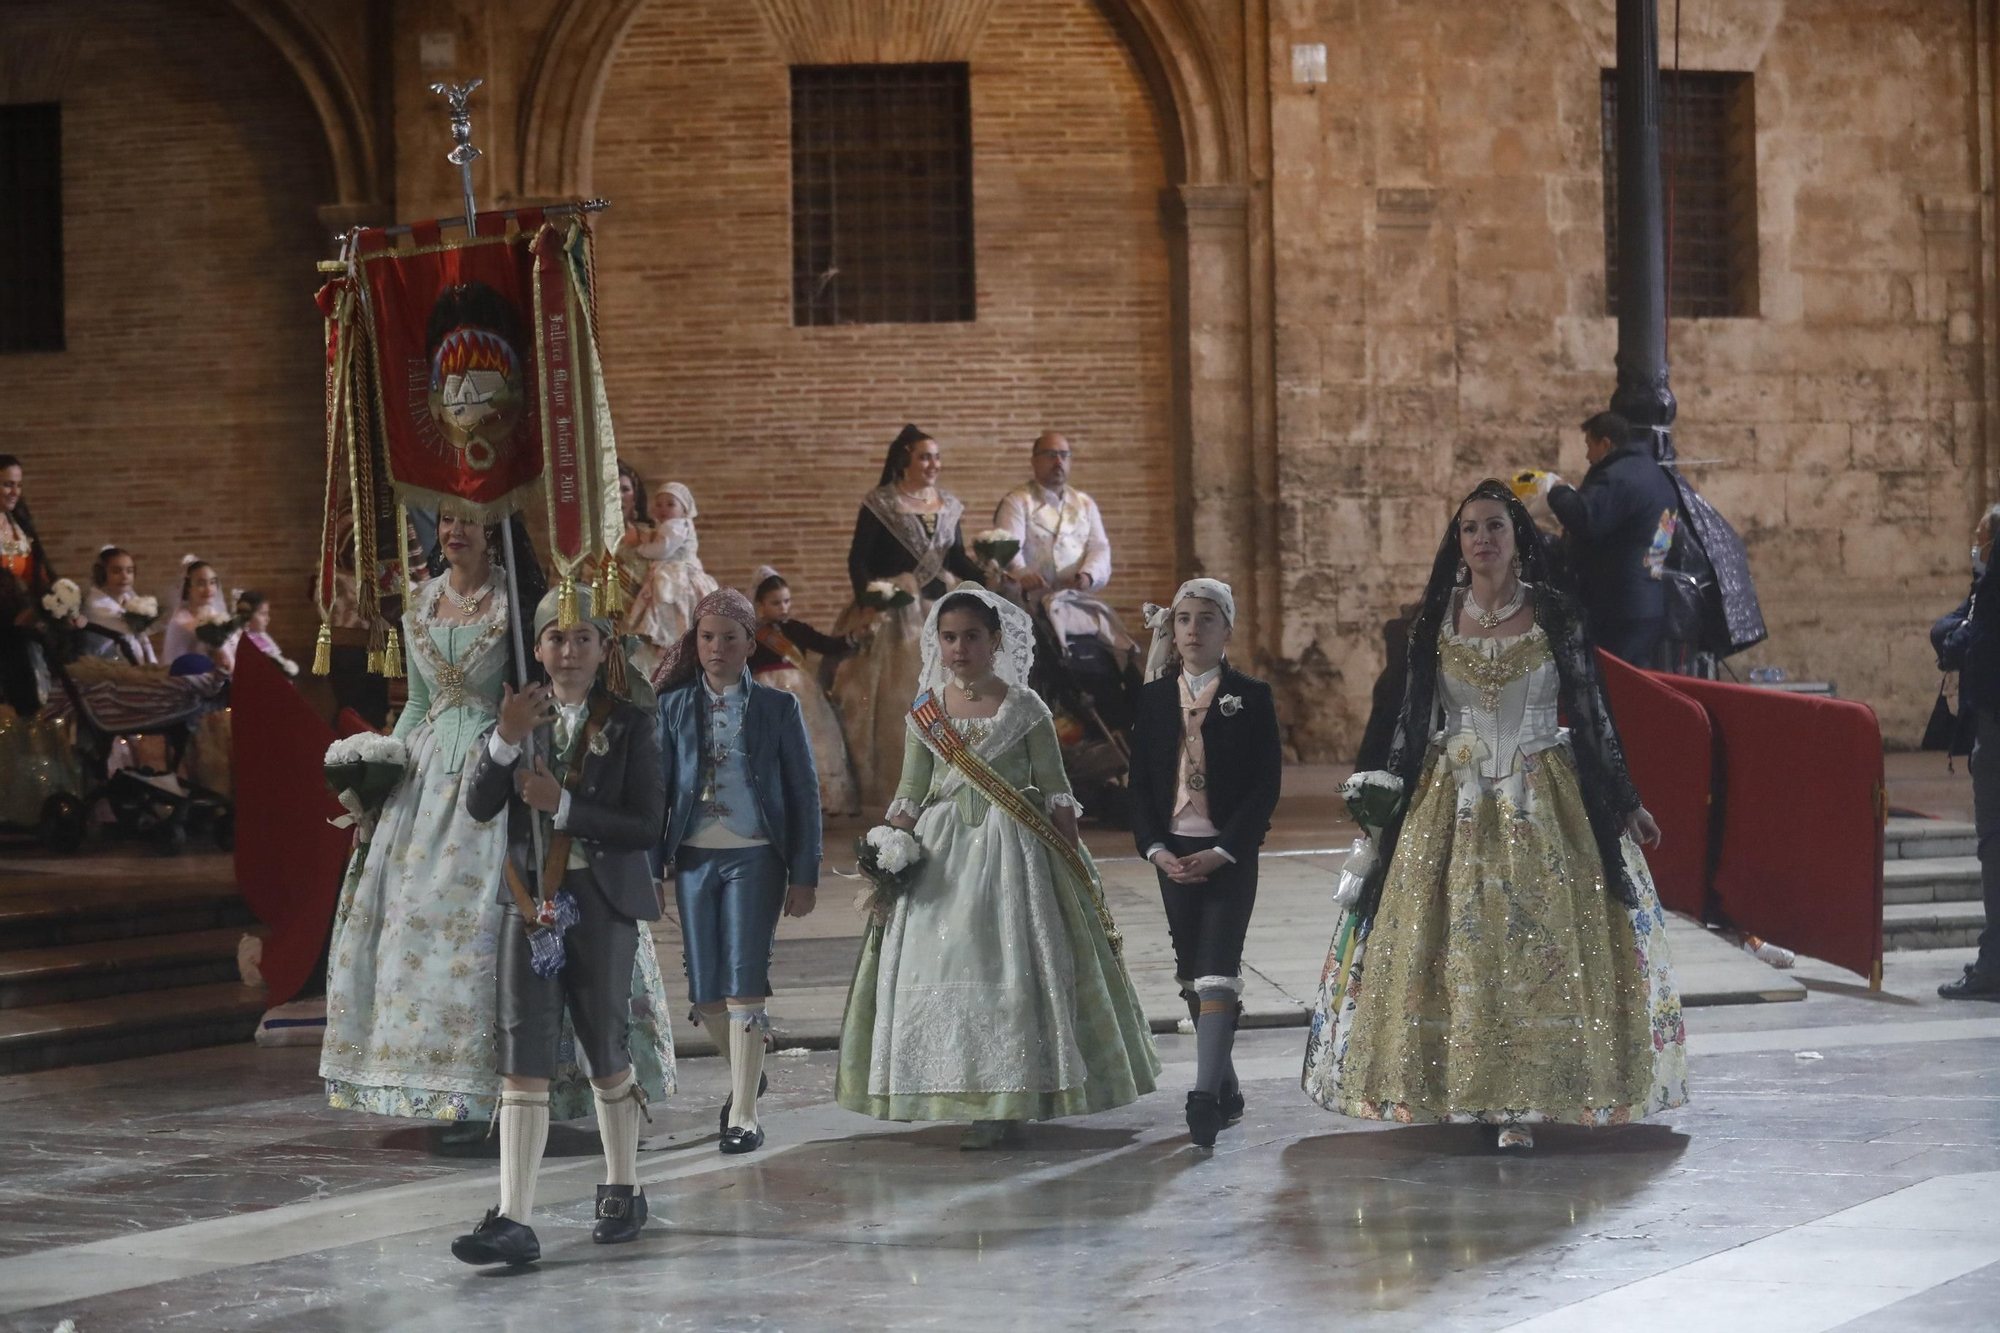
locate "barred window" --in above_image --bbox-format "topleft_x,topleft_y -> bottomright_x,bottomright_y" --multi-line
790,64 -> 975,327
0,102 -> 63,353
1602,71 -> 1758,319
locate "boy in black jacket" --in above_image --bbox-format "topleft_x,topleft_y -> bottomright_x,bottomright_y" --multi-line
1129,579 -> 1283,1147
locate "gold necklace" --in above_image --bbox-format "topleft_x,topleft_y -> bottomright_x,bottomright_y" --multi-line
442,576 -> 491,617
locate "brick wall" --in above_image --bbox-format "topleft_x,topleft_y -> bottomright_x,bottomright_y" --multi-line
588,0 -> 1176,631
0,0 -> 333,660
1268,0 -> 1982,756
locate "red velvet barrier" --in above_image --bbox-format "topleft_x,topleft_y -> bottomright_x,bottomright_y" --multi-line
1661,675 -> 1885,981
1596,651 -> 1713,918
232,644 -> 354,1006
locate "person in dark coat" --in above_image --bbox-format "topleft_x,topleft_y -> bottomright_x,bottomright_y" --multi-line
1933,505 -> 2000,1002
1129,578 -> 1284,1147
1546,411 -> 1682,668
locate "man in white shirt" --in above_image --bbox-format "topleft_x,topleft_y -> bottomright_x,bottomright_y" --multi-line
990,431 -> 1135,659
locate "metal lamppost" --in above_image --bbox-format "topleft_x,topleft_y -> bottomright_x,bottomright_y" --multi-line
1609,0 -> 1676,458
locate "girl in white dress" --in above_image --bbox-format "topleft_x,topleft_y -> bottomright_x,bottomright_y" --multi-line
836,587 -> 1158,1148
162,556 -> 238,670
82,546 -> 158,664
625,481 -> 718,682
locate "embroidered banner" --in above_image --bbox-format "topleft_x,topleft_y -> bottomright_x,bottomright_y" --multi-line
353,221 -> 544,518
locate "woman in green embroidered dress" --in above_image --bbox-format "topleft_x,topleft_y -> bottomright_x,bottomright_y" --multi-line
836,587 -> 1158,1149
321,512 -> 675,1125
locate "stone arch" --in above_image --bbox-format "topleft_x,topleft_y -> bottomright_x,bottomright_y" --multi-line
222,0 -> 379,208
517,0 -> 1245,197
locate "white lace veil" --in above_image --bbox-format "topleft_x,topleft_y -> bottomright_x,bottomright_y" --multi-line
919,586 -> 1035,694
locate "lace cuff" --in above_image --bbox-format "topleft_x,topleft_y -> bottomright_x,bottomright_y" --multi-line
884,797 -> 923,823
1047,791 -> 1084,818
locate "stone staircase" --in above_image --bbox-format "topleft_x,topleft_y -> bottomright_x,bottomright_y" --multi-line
0,851 -> 267,1074
1883,817 -> 1986,951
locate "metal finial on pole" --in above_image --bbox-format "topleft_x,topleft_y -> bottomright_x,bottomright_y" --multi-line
429,78 -> 484,231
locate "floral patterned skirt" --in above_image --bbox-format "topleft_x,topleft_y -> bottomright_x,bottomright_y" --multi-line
1302,745 -> 1688,1125
829,593 -> 928,814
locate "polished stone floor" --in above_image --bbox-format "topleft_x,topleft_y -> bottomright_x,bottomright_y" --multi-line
3,946 -> 1997,1332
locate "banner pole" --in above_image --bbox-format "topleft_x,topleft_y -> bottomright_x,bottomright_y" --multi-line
428,78 -> 548,881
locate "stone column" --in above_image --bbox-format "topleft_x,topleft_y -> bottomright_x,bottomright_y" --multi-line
1164,182 -> 1261,653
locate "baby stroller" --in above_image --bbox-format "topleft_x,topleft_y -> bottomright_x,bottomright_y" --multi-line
1026,602 -> 1139,829
40,652 -> 234,854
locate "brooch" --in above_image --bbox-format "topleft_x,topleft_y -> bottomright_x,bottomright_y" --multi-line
588,730 -> 611,757
1218,694 -> 1243,717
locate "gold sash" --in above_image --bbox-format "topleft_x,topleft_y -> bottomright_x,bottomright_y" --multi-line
909,690 -> 1123,956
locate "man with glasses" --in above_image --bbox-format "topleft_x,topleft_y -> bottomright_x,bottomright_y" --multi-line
991,431 -> 1135,662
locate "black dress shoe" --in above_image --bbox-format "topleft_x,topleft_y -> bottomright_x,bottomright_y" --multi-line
1939,964 -> 2000,1002
1185,1091 -> 1225,1149
1219,1083 -> 1245,1125
451,1207 -> 540,1266
592,1184 -> 648,1244
718,1071 -> 771,1134
719,1124 -> 765,1155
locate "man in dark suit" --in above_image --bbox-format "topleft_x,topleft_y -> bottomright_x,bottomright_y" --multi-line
655,587 -> 822,1156
1548,410 -> 1682,667
1129,578 -> 1283,1148
452,587 -> 665,1268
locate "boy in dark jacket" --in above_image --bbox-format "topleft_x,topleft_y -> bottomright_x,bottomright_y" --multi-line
1129,579 -> 1284,1147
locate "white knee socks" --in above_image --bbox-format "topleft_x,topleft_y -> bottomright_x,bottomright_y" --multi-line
593,1069 -> 645,1188
498,1089 -> 551,1224
725,1001 -> 767,1131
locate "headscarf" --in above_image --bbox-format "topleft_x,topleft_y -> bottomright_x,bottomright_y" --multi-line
1140,577 -> 1236,683
752,565 -> 786,603
654,481 -> 698,521
651,482 -> 700,562
876,424 -> 932,488
530,582 -> 641,702
652,586 -> 758,692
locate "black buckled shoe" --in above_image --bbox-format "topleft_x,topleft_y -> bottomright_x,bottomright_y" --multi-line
717,1071 -> 770,1134
719,1124 -> 765,1155
1185,1091 -> 1225,1149
592,1184 -> 648,1244
451,1207 -> 540,1266
1939,964 -> 2000,1002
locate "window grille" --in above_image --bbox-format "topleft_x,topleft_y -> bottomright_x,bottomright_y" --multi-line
791,64 -> 976,327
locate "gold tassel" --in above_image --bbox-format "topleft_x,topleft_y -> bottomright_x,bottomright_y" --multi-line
596,551 -> 628,617
556,574 -> 580,630
603,642 -> 629,698
312,621 -> 334,676
365,618 -> 387,675
382,625 -> 405,679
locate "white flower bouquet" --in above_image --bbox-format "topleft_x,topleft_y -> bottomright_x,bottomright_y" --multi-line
858,579 -> 915,612
971,527 -> 1021,568
121,593 -> 159,636
853,823 -> 925,919
1333,770 -> 1406,909
40,578 -> 81,621
194,607 -> 245,649
323,733 -> 410,840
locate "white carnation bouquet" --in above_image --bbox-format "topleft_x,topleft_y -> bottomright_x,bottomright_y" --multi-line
40,577 -> 81,621
971,527 -> 1021,569
194,606 -> 246,650
323,733 -> 410,841
858,578 -> 915,612
852,823 -> 925,919
1333,770 -> 1405,908
121,593 -> 160,636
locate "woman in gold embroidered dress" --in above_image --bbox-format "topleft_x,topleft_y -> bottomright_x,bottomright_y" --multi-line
1302,480 -> 1687,1149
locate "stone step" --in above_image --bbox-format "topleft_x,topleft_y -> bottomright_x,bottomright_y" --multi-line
1882,856 -> 1984,905
0,873 -> 254,951
1883,899 -> 1987,952
1884,818 -> 1978,861
0,928 -> 249,1009
0,981 -> 268,1076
